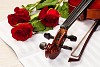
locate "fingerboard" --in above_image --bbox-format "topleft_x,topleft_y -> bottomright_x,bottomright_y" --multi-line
60,0 -> 94,29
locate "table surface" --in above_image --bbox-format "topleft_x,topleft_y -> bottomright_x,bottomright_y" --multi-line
0,0 -> 39,67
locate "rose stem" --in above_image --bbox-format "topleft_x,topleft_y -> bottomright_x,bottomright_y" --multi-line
54,0 -> 63,10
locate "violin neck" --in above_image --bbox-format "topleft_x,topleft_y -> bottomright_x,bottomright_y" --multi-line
60,0 -> 94,29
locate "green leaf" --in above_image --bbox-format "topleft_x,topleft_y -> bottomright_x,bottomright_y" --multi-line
30,13 -> 39,22
44,27 -> 53,31
26,4 -> 35,10
30,13 -> 53,32
31,20 -> 46,32
57,2 -> 69,18
22,4 -> 36,11
40,0 -> 46,3
36,0 -> 58,10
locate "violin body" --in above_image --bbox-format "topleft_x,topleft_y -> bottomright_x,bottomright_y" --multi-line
68,0 -> 100,20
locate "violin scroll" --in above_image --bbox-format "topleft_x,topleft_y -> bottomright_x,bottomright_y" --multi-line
39,28 -> 76,59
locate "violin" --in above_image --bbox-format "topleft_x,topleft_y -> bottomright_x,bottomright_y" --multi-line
39,0 -> 94,59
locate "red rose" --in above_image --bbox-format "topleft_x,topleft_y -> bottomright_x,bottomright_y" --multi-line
11,23 -> 33,41
39,6 -> 60,27
89,0 -> 100,9
8,7 -> 30,27
68,0 -> 100,12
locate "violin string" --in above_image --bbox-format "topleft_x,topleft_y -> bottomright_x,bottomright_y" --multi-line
62,0 -> 93,29
62,0 -> 85,27
65,0 -> 85,23
67,0 -> 91,27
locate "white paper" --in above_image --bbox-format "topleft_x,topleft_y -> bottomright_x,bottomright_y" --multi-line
0,18 -> 100,67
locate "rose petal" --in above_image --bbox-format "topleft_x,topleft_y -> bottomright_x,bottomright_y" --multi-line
47,9 -> 60,17
41,14 -> 59,27
14,7 -> 20,12
68,0 -> 100,9
8,14 -> 18,26
11,23 -> 33,41
68,0 -> 81,6
39,6 -> 49,19
89,1 -> 100,9
8,7 -> 30,27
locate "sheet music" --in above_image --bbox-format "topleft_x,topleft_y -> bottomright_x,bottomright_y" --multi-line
0,18 -> 98,67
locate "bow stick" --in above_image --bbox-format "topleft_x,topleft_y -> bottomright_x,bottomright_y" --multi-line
68,20 -> 100,62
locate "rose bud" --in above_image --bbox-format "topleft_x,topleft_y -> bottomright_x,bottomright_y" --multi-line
11,23 -> 33,41
39,6 -> 60,27
8,7 -> 30,27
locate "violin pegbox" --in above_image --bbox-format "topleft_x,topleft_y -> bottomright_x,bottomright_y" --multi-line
39,28 -> 77,59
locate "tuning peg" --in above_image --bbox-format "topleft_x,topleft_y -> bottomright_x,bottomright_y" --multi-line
39,42 -> 47,50
67,35 -> 77,41
44,33 -> 54,40
61,45 -> 72,50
